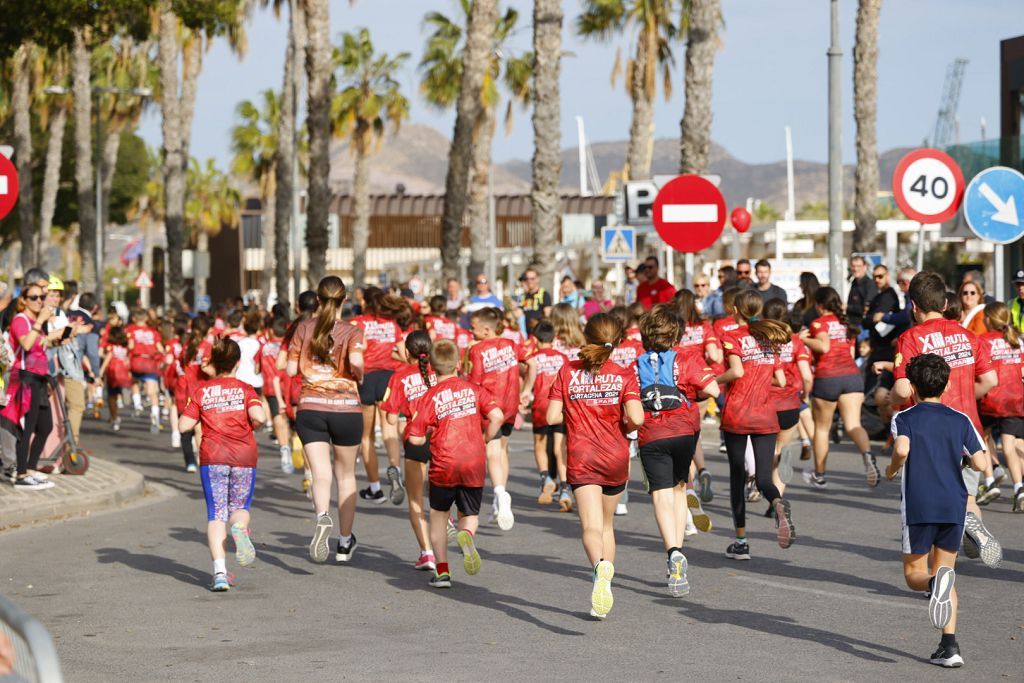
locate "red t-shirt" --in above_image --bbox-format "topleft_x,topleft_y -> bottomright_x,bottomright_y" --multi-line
894,317 -> 992,432
454,327 -> 474,358
678,321 -> 718,356
425,315 -> 457,341
809,314 -> 859,378
553,339 -> 580,362
710,317 -> 740,375
261,336 -> 283,396
381,364 -> 437,439
467,337 -> 521,423
407,377 -> 499,488
529,347 -> 567,427
636,278 -> 676,310
978,331 -> 1023,419
127,323 -> 162,375
637,352 -> 716,445
772,333 -> 811,411
549,360 -> 641,487
105,344 -> 132,388
163,337 -> 183,391
625,326 -> 642,342
720,325 -> 782,434
610,338 -> 643,369
8,313 -> 49,376
182,377 -> 262,467
350,315 -> 402,373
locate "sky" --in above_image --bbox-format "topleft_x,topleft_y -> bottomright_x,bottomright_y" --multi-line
137,0 -> 1024,170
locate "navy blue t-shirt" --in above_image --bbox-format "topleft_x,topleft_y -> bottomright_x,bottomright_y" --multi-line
892,402 -> 983,525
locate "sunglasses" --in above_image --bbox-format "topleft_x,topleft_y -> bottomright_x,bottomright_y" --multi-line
873,274 -> 886,280
737,270 -> 750,275
24,294 -> 45,302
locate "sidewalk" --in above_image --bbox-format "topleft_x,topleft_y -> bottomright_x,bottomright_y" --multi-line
0,458 -> 146,531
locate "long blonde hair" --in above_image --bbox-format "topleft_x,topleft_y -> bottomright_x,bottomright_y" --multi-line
578,313 -> 623,374
550,302 -> 585,349
984,302 -> 1021,349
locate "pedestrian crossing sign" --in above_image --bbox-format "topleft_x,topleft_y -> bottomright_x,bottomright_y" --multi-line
602,226 -> 636,263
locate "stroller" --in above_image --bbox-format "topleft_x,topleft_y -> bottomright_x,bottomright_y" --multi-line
34,376 -> 90,475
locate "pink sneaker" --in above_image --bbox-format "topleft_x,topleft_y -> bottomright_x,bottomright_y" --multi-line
414,553 -> 437,571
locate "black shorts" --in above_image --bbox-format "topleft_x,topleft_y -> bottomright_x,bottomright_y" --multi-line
403,439 -> 431,463
777,408 -> 800,431
532,423 -> 566,436
638,435 -> 697,492
500,421 -> 514,438
811,373 -> 864,401
266,395 -> 280,418
981,414 -> 1024,438
876,370 -> 895,391
295,410 -> 363,446
429,484 -> 483,515
570,482 -> 626,496
359,370 -> 394,406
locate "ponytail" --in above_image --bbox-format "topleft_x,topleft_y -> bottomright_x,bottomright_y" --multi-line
405,329 -> 434,387
310,276 -> 347,363
209,337 -> 241,376
984,302 -> 1021,349
578,313 -> 624,374
734,289 -> 790,351
814,286 -> 848,328
183,317 -> 211,365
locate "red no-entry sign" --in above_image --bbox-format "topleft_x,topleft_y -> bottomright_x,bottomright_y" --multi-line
0,153 -> 19,221
652,174 -> 727,253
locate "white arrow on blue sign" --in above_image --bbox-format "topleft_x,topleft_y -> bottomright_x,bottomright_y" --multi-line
601,226 -> 636,263
963,166 -> 1024,244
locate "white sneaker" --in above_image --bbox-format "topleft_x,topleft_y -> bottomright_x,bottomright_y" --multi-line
615,503 -> 628,516
281,453 -> 295,475
171,432 -> 181,448
684,510 -> 699,537
495,490 -> 514,531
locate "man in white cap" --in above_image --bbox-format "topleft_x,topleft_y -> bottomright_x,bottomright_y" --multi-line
467,273 -> 502,313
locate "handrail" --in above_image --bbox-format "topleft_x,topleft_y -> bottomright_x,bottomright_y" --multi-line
0,593 -> 63,683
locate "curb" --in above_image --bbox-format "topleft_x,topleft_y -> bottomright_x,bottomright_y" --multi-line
0,458 -> 146,531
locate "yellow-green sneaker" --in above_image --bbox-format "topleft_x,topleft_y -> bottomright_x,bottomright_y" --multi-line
457,530 -> 481,575
590,560 -> 615,619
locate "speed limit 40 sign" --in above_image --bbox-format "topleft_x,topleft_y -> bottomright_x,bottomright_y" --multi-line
892,148 -> 965,224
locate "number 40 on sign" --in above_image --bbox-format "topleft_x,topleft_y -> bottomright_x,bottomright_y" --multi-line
892,148 -> 965,224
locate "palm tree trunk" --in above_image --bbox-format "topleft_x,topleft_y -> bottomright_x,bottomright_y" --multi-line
303,0 -> 331,287
261,172 -> 277,303
158,3 -> 187,309
100,126 -> 122,244
530,0 -> 562,291
440,0 -> 499,281
274,0 -> 305,303
194,230 -> 209,302
467,107 -> 496,283
626,36 -> 654,180
37,102 -> 67,272
13,43 -> 37,270
352,129 -> 371,289
72,28 -> 97,295
679,0 -> 720,175
853,0 -> 880,253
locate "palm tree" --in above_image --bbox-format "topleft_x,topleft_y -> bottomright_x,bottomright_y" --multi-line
437,0 -> 499,282
303,0 -> 331,287
422,1 -> 525,281
853,0 -> 881,253
71,26 -> 98,294
332,28 -> 410,289
34,46 -> 69,272
678,0 -> 720,175
530,0 -> 563,290
11,42 -> 37,269
185,158 -> 241,301
578,0 -> 679,181
231,89 -> 281,303
127,147 -> 165,306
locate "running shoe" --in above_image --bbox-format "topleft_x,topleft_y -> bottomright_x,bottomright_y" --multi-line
863,453 -> 881,488
929,641 -> 963,668
387,465 -> 405,505
745,476 -> 761,502
149,418 -> 160,434
774,498 -> 795,549
13,476 -> 54,491
686,491 -> 713,532
559,487 -> 574,513
280,446 -> 295,475
414,553 -> 437,571
778,443 -> 798,484
725,540 -> 751,561
718,439 -> 727,454
171,431 -> 181,448
667,551 -> 689,598
961,530 -> 979,559
359,486 -> 386,504
186,463 -> 197,474
112,418 -> 121,432
976,483 -> 1001,506
614,503 -> 628,516
309,513 -> 333,563
209,573 -> 230,592
495,490 -> 514,531
800,443 -> 812,461
230,523 -> 256,567
335,534 -> 358,563
2,465 -> 14,483
802,469 -> 828,489
590,560 -> 615,619
1014,489 -> 1024,513
430,571 -> 452,588
991,465 -> 1007,487
963,512 -> 1002,568
446,517 -> 458,543
538,475 -> 557,505
27,469 -> 49,481
928,566 -> 955,629
132,407 -> 142,419
684,511 -> 698,537
302,478 -> 311,499
457,530 -> 481,575
698,469 -> 713,503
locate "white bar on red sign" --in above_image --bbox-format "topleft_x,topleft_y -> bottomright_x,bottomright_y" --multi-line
662,204 -> 718,223
0,177 -> 7,195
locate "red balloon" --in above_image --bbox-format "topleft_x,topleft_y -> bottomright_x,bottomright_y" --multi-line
730,207 -> 751,233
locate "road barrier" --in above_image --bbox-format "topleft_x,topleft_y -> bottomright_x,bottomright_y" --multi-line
0,593 -> 63,683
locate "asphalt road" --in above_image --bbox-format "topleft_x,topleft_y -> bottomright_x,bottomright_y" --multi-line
1,414 -> 1021,681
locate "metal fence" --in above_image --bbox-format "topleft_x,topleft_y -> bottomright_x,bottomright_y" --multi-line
0,593 -> 63,683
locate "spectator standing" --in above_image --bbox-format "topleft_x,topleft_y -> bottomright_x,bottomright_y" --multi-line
790,272 -> 821,331
1008,270 -> 1024,333
880,267 -> 916,335
846,255 -> 877,331
467,274 -> 503,314
582,281 -> 613,319
623,266 -> 639,305
519,267 -> 552,329
958,279 -> 988,336
692,274 -> 711,314
636,256 -> 676,310
736,259 -> 753,287
753,259 -> 788,304
962,270 -> 995,305
703,265 -> 737,318
559,276 -> 585,312
864,265 -> 901,398
445,278 -> 464,313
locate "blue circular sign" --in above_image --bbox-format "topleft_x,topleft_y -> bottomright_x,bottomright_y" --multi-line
963,166 -> 1024,244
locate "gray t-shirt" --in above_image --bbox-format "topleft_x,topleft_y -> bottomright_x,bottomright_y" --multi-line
756,283 -> 788,305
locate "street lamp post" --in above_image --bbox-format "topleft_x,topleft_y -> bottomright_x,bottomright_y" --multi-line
827,0 -> 844,290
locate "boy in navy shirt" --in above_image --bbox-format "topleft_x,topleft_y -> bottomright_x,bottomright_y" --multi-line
886,353 -> 986,668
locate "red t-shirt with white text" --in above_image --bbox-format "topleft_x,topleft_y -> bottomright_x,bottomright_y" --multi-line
351,315 -> 402,372
978,331 -> 1023,418
637,351 -> 716,445
772,334 -> 811,411
809,314 -> 859,378
467,337 -> 521,422
529,347 -> 567,427
182,377 -> 262,468
720,325 -> 782,434
381,364 -> 437,440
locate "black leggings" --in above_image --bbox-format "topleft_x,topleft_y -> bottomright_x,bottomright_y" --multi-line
723,431 -> 781,529
181,430 -> 196,467
16,373 -> 53,475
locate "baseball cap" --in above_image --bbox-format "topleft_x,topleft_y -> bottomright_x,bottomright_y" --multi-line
48,275 -> 64,291
476,274 -> 488,284
1013,269 -> 1024,284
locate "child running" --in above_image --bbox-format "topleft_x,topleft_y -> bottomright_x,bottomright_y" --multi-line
547,313 -> 643,619
178,337 -> 267,592
263,317 -> 293,474
885,353 -> 986,667
519,321 -> 569,509
126,308 -> 165,432
407,340 -> 504,588
99,325 -> 132,433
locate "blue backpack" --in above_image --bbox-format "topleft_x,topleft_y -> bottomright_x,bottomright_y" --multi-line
636,349 -> 688,415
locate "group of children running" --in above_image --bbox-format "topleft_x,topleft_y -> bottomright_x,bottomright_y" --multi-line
92,268 -> 1019,669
